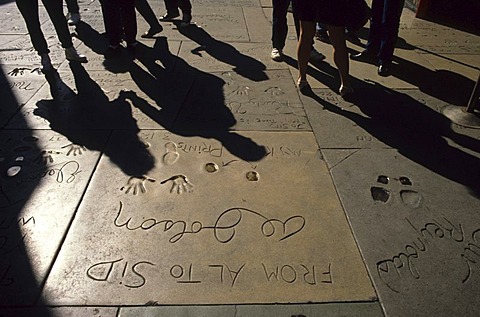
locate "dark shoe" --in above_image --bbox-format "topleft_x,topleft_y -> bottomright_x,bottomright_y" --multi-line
159,12 -> 180,22
378,64 -> 392,77
315,30 -> 330,43
127,41 -> 139,54
350,50 -> 375,63
179,12 -> 192,27
345,30 -> 361,44
141,25 -> 163,38
104,45 -> 121,59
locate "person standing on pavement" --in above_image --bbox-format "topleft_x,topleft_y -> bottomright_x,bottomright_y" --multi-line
15,0 -> 87,73
65,0 -> 81,25
294,0 -> 353,97
350,0 -> 405,76
270,0 -> 325,63
100,0 -> 138,56
158,0 -> 192,27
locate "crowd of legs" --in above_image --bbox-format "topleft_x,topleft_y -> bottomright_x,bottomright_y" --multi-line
15,0 -> 403,98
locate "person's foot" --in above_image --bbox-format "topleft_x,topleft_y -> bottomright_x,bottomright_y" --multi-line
315,30 -> 330,43
297,78 -> 311,94
65,46 -> 87,63
378,64 -> 392,77
339,84 -> 354,98
40,54 -> 53,73
141,25 -> 163,38
127,41 -> 139,55
270,48 -> 283,62
66,12 -> 81,25
309,49 -> 326,62
159,12 -> 180,22
345,29 -> 361,44
350,50 -> 375,63
179,12 -> 192,27
104,45 -> 121,59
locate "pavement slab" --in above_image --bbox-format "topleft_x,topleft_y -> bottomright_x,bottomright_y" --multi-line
323,147 -> 480,316
0,129 -> 107,305
0,64 -> 46,128
0,4 -> 49,35
1,0 -> 479,315
42,131 -> 375,305
7,64 -> 193,130
177,39 -> 287,73
0,307 -> 117,317
174,69 -> 309,131
300,88 -> 473,150
119,302 -> 384,317
0,34 -> 84,67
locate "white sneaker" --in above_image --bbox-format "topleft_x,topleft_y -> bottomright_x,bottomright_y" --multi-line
40,54 -> 53,73
65,46 -> 87,63
66,12 -> 81,25
309,49 -> 326,62
271,48 -> 283,62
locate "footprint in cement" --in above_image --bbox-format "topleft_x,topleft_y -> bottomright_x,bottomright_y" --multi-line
400,189 -> 421,208
162,142 -> 179,166
370,175 -> 421,207
371,186 -> 391,203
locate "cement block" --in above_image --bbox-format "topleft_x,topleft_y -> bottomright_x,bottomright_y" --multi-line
324,148 -> 480,316
0,129 -> 107,305
175,69 -> 310,131
42,131 -> 375,305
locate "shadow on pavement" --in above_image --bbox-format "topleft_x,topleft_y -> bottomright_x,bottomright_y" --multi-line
0,63 -> 52,316
74,21 -> 267,163
302,79 -> 480,197
34,65 -> 155,178
176,23 -> 269,82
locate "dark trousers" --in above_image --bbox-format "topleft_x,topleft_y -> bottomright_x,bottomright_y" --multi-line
272,0 -> 300,50
164,0 -> 192,15
100,0 -> 137,46
65,0 -> 79,14
135,0 -> 161,28
366,0 -> 405,65
15,0 -> 73,55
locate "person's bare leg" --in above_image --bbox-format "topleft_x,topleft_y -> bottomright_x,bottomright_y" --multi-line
327,25 -> 352,94
297,20 -> 315,86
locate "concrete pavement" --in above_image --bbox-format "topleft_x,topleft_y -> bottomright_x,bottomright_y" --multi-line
0,0 -> 479,316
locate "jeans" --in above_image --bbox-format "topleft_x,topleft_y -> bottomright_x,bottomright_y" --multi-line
366,0 -> 405,65
15,0 -> 73,55
272,0 -> 299,50
164,0 -> 192,15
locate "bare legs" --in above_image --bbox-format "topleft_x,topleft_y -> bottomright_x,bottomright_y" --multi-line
296,21 -> 352,95
296,20 -> 315,87
327,25 -> 351,92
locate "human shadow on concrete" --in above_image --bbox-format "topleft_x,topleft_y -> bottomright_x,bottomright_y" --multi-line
302,80 -> 480,197
176,23 -> 269,82
347,37 -> 476,107
34,65 -> 155,177
74,19 -> 266,162
0,62 -> 52,316
105,37 -> 267,162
